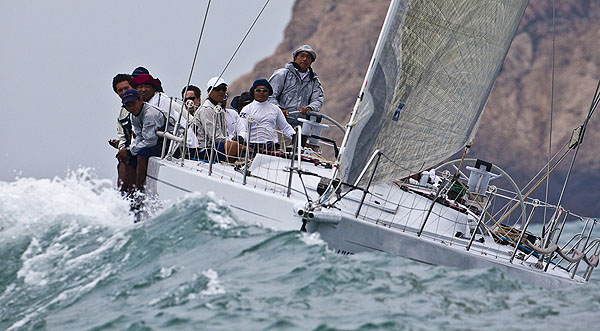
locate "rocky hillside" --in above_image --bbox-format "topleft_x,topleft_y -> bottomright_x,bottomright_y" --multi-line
229,0 -> 600,216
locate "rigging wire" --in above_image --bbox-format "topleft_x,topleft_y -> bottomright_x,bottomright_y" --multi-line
522,140 -> 569,192
543,0 -> 556,231
210,0 -> 271,92
180,0 -> 269,159
184,0 -> 212,96
553,79 -> 600,212
180,0 -> 212,161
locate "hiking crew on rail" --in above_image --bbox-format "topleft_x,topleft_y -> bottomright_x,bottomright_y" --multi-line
109,44 -> 325,194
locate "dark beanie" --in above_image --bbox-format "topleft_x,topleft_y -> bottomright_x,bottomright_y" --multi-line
250,79 -> 273,95
131,66 -> 149,77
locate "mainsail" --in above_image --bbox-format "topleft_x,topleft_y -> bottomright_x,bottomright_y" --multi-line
338,0 -> 529,185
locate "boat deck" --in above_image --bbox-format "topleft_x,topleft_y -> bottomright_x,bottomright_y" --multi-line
146,152 -> 598,287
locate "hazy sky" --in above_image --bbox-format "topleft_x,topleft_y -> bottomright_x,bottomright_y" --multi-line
0,0 -> 294,182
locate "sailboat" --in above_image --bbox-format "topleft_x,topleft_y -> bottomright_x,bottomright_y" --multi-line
145,0 -> 600,287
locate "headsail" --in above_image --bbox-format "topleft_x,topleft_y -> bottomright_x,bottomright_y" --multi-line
338,0 -> 529,185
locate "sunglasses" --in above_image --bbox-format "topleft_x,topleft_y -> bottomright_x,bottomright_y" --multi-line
212,85 -> 227,92
185,97 -> 197,102
255,88 -> 269,93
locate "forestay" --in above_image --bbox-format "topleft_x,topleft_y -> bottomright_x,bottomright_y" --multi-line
339,0 -> 529,186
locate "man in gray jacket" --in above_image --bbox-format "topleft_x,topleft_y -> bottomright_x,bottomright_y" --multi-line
268,45 -> 324,150
116,89 -> 167,190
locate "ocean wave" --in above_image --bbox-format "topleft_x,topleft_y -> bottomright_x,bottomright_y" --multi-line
0,169 -> 273,330
1,169 -> 600,330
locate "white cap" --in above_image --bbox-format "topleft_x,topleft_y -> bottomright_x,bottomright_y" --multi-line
206,76 -> 228,91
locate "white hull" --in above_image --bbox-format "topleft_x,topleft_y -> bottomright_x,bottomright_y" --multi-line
312,215 -> 582,288
146,155 -> 587,287
147,157 -> 304,231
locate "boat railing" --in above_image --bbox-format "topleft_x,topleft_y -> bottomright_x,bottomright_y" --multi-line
463,181 -> 600,279
580,239 -> 600,280
154,110 -> 323,200
351,154 -> 468,239
477,187 -> 600,278
354,150 -> 383,217
348,154 -> 600,279
288,110 -> 346,134
242,117 -> 252,185
154,105 -> 341,175
354,180 -> 472,246
287,126 -> 302,197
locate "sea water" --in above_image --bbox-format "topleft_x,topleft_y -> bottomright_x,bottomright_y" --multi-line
1,168 -> 599,330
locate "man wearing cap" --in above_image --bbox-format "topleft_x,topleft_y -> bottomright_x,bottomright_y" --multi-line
237,79 -> 295,152
268,44 -> 324,150
110,73 -> 136,193
116,89 -> 168,189
196,77 -> 243,161
131,73 -> 197,155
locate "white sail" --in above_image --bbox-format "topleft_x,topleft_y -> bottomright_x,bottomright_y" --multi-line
339,0 -> 529,185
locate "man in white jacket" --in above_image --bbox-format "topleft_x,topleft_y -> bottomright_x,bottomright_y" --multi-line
237,79 -> 295,153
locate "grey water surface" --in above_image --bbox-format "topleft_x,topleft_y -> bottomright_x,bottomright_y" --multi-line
1,169 -> 599,330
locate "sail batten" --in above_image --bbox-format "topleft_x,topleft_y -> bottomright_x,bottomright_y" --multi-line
339,0 -> 529,185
